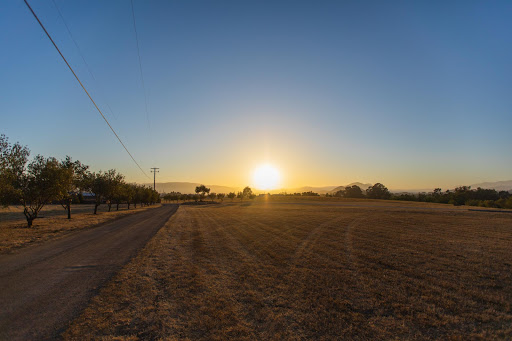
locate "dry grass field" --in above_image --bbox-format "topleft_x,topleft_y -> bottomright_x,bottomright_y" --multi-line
64,199 -> 512,340
0,204 -> 160,254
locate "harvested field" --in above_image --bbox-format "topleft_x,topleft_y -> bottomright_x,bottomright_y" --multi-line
65,199 -> 512,340
0,204 -> 160,254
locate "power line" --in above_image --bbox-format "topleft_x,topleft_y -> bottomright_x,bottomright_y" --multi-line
51,0 -> 118,120
130,0 -> 150,129
23,0 -> 150,179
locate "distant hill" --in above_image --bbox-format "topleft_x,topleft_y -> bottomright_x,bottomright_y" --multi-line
470,180 -> 512,192
145,182 -> 239,194
328,182 -> 373,194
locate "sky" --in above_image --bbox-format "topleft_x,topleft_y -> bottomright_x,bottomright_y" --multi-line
1,0 -> 511,190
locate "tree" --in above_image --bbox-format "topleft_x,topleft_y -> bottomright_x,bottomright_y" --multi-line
217,193 -> 225,202
86,171 -> 111,214
452,186 -> 471,206
85,169 -> 123,214
343,185 -> 364,198
195,184 -> 210,201
164,191 -> 181,203
60,156 -> 89,219
122,183 -> 135,209
103,169 -> 124,212
241,186 -> 254,200
208,192 -> 217,202
366,183 -> 391,200
0,134 -> 30,206
227,192 -> 236,201
19,156 -> 73,227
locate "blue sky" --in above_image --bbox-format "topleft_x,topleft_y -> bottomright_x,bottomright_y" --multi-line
1,1 -> 511,189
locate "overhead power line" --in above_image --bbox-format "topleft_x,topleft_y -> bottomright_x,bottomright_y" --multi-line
130,0 -> 151,129
51,0 -> 118,120
23,0 -> 150,179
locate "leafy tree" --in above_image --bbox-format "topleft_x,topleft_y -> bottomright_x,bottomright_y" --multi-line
241,186 -> 254,200
60,156 -> 89,219
123,183 -> 135,209
366,183 -> 391,200
103,169 -> 124,212
0,134 -> 30,206
133,184 -> 144,208
163,191 -> 181,203
498,191 -> 511,199
86,171 -> 109,214
452,186 -> 471,206
19,156 -> 73,227
195,184 -> 210,201
227,192 -> 236,201
343,185 -> 364,198
217,193 -> 225,202
208,192 -> 217,202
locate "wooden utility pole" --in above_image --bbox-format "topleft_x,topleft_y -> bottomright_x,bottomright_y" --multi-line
150,167 -> 159,191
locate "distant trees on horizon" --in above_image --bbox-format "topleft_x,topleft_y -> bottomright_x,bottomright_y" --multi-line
328,182 -> 512,209
162,186 -> 257,203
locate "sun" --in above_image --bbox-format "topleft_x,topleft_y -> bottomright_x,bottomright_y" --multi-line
252,164 -> 281,190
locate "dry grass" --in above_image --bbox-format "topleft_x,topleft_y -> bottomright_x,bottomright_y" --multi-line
0,204 -> 160,254
64,199 -> 512,340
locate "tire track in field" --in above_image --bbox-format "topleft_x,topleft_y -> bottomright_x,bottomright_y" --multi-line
282,212 -> 498,324
157,206 -> 257,337
289,214 -> 353,264
329,214 -> 509,319
214,212 -> 305,264
185,207 -> 272,336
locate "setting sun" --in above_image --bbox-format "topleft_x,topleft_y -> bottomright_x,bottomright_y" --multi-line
252,164 -> 281,190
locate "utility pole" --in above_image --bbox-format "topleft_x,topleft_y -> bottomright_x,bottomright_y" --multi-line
150,167 -> 159,191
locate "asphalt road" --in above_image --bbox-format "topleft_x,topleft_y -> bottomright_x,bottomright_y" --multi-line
0,204 -> 178,340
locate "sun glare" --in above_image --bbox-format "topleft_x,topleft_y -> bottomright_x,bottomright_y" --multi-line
253,164 -> 281,190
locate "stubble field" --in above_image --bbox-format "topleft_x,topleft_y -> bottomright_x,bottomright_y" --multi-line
65,199 -> 512,340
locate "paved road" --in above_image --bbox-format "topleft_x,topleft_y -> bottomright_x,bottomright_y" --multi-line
0,204 -> 178,340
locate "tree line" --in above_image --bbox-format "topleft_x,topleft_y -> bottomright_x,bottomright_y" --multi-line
163,185 -> 256,203
0,135 -> 159,227
326,182 -> 512,209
